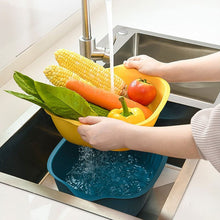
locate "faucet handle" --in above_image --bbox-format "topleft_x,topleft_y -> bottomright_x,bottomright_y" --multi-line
80,36 -> 110,63
91,47 -> 110,63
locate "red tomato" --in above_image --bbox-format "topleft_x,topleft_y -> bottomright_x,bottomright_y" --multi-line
127,78 -> 157,105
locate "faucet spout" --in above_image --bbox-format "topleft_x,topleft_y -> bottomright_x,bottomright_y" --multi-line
81,0 -> 92,41
79,0 -> 109,63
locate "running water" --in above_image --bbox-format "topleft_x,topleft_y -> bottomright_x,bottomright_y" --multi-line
105,0 -> 114,93
64,1 -> 154,199
65,146 -> 154,197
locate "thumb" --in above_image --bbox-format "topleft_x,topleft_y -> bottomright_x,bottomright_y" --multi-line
78,116 -> 104,125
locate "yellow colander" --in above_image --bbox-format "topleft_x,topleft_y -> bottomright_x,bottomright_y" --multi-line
46,64 -> 170,151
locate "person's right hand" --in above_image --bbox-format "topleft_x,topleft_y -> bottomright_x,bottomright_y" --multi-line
123,55 -> 164,77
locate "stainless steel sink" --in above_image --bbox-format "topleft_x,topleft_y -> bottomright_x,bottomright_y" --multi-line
0,26 -> 220,219
99,25 -> 220,104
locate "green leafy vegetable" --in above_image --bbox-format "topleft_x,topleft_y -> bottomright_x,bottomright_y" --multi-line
5,90 -> 48,110
13,71 -> 41,100
6,71 -> 100,120
34,81 -> 97,119
90,103 -> 109,117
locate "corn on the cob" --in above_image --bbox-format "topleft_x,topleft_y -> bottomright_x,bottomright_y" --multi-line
43,65 -> 93,87
54,49 -> 126,95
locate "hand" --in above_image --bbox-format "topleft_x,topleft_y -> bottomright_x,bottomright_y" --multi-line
78,116 -> 130,151
123,55 -> 164,77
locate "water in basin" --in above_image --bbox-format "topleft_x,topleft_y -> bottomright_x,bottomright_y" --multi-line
65,146 -> 153,197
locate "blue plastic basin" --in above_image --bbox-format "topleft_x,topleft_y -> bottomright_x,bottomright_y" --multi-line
47,138 -> 167,216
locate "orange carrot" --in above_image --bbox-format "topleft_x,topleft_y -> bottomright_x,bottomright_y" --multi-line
66,79 -> 152,119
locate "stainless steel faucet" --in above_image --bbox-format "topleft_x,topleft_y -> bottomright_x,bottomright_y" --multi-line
79,0 -> 109,63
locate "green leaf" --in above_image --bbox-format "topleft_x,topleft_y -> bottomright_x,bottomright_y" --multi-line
90,103 -> 109,116
7,71 -> 102,120
5,90 -> 54,113
34,81 -> 98,119
13,71 -> 41,100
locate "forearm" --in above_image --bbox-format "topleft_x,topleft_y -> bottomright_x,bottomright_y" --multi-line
159,51 -> 220,82
124,124 -> 200,159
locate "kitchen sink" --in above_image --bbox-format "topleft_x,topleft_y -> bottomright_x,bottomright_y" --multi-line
0,26 -> 220,219
99,26 -> 220,104
0,108 -> 62,183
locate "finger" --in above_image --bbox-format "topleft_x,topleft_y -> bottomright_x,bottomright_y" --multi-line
123,59 -> 140,69
77,124 -> 90,142
127,55 -> 142,61
78,116 -> 104,125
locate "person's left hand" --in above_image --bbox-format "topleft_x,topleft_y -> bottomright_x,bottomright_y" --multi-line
78,116 -> 130,151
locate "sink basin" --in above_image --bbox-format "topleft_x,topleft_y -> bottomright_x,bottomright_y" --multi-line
99,26 -> 220,104
0,108 -> 62,183
1,26 -> 220,219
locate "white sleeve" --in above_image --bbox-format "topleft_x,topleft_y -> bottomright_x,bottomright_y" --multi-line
191,104 -> 220,172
